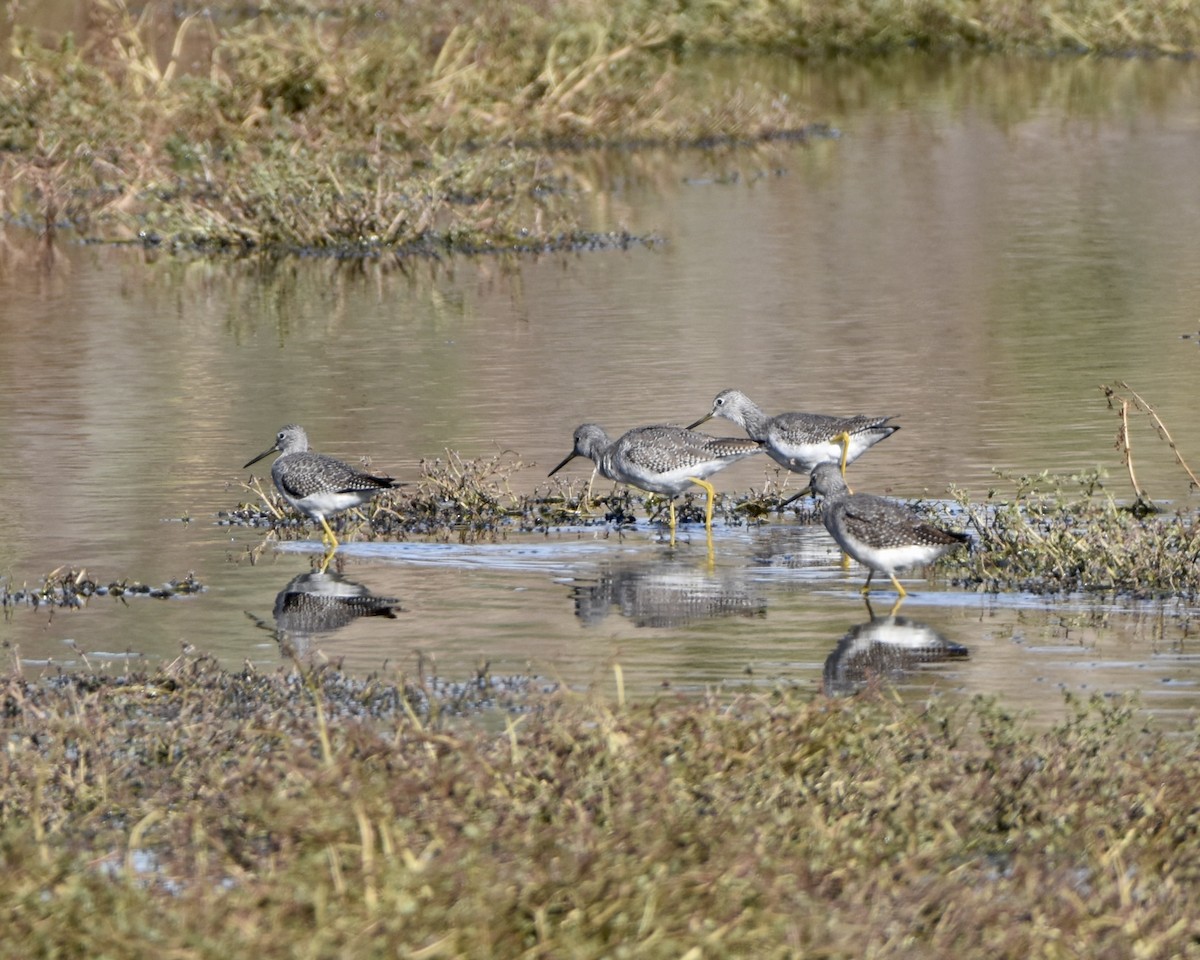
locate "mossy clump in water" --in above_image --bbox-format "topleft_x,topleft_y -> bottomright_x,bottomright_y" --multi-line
949,467 -> 1200,598
3,655 -> 1199,956
234,450 -> 797,544
229,447 -> 1200,597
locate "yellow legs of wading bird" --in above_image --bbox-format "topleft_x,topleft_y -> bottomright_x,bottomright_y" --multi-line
806,462 -> 969,600
244,424 -> 400,564
548,423 -> 763,549
687,387 -> 899,504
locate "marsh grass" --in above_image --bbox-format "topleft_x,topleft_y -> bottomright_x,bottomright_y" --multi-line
947,468 -> 1200,598
3,655 -> 1200,956
943,385 -> 1200,598
3,0 -> 1196,255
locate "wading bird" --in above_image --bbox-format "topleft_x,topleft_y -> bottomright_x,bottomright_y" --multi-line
549,423 -> 762,544
807,462 -> 968,598
244,424 -> 399,552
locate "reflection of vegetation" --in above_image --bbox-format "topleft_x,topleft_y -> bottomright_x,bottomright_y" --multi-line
2,0 -> 1193,255
3,663 -> 1198,955
0,1 -> 811,253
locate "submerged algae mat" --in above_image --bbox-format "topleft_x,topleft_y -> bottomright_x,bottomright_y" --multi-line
3,655 -> 1200,957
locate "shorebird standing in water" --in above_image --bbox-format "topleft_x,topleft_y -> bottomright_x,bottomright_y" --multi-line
689,388 -> 898,483
549,423 -> 762,545
807,462 -> 968,599
244,424 -> 399,553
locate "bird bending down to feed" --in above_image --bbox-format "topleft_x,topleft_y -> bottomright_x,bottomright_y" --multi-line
244,424 -> 399,551
548,423 -> 762,542
688,388 -> 899,481
807,462 -> 968,598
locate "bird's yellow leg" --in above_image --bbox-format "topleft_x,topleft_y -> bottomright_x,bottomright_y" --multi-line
859,569 -> 876,596
688,476 -> 719,563
318,515 -> 340,551
834,431 -> 853,476
668,499 -> 677,547
888,573 -> 908,599
317,547 -> 335,574
688,477 -> 718,535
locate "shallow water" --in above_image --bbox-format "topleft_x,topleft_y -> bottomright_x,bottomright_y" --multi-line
2,54 -> 1199,725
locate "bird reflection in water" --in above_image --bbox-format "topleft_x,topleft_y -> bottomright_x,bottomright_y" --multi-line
270,570 -> 402,655
571,559 -> 766,628
824,599 -> 968,697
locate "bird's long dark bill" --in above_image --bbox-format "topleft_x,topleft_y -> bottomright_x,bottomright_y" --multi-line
780,483 -> 814,508
243,447 -> 277,469
685,413 -> 713,430
547,451 -> 579,477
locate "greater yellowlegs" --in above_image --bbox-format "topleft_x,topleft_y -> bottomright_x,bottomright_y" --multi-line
548,423 -> 762,540
688,388 -> 899,477
243,424 -> 399,551
808,462 -> 968,598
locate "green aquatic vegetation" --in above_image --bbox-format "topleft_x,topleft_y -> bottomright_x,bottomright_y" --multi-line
237,451 -> 534,543
385,450 -> 529,541
948,385 -> 1200,598
949,467 -> 1200,598
2,656 -> 1199,956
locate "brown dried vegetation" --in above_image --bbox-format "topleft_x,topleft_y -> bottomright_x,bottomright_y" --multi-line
2,656 -> 1199,956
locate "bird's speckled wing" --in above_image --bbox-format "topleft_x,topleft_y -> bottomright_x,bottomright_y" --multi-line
838,495 -> 965,551
771,412 -> 896,446
274,452 -> 395,499
618,427 -> 759,473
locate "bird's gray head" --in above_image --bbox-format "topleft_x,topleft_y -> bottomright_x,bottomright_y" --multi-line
244,424 -> 309,469
548,423 -> 610,476
687,388 -> 747,429
808,461 -> 849,498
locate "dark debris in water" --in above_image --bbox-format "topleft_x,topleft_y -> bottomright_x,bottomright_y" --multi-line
10,654 -> 555,727
1,568 -> 206,613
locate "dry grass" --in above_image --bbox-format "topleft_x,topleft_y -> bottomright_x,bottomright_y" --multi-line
2,655 -> 1199,957
2,0 -> 1195,255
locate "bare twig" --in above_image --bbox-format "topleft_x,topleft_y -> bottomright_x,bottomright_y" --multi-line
1114,380 -> 1200,488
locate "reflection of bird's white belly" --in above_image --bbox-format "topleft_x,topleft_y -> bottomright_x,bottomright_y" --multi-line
286,490 -> 371,520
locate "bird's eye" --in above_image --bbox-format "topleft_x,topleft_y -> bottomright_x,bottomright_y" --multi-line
277,431 -> 286,441
715,397 -> 725,408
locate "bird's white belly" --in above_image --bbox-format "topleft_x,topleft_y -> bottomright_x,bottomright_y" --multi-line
846,541 -> 939,574
285,490 -> 372,519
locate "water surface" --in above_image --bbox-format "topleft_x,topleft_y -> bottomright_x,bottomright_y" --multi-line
2,54 -> 1199,725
